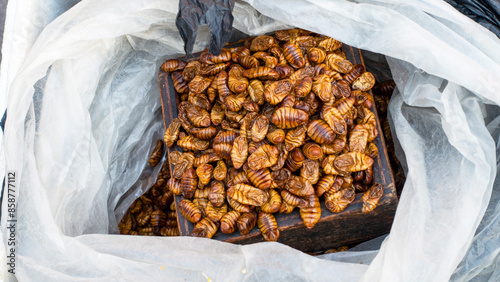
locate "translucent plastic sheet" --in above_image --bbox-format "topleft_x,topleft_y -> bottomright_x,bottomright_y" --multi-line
1,0 -> 500,281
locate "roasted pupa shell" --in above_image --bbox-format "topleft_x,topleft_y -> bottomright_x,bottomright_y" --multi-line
300,194 -> 321,229
164,119 -> 182,147
247,144 -> 280,171
285,175 -> 315,197
246,168 -> 272,190
315,174 -> 336,197
325,187 -> 355,213
228,196 -> 251,213
334,152 -> 374,172
231,136 -> 249,169
348,124 -> 369,153
167,177 -> 182,195
182,61 -> 202,81
285,148 -> 305,172
186,104 -> 211,127
227,184 -> 269,206
317,37 -> 342,52
250,35 -> 275,52
221,210 -> 241,234
258,212 -> 279,241
200,49 -> 232,64
251,115 -> 269,142
312,74 -> 332,102
321,155 -> 342,175
177,134 -> 210,151
308,47 -> 327,64
180,168 -> 198,198
178,199 -> 202,223
242,67 -> 280,80
270,107 -> 309,129
300,159 -> 320,185
237,211 -> 258,235
208,180 -> 226,208
148,140 -> 164,167
188,75 -> 213,94
188,126 -> 218,140
266,127 -> 286,144
205,201 -> 228,222
196,163 -> 213,186
343,64 -> 365,85
294,77 -> 313,97
361,183 -> 383,212
307,119 -> 336,144
248,79 -> 265,105
284,124 -> 307,152
326,53 -> 353,74
302,142 -> 323,160
193,152 -> 221,167
232,47 -> 251,63
213,160 -> 227,181
264,79 -> 293,105
161,59 -> 187,73
171,71 -> 189,94
191,218 -> 218,238
283,43 -> 305,69
352,72 -> 376,91
260,189 -> 282,213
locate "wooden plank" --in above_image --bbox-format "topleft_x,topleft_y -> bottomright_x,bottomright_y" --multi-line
158,43 -> 398,253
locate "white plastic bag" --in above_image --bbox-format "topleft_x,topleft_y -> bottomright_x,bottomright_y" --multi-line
2,0 -> 500,281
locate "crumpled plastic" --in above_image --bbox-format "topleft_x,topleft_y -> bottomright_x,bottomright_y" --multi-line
1,0 -> 500,281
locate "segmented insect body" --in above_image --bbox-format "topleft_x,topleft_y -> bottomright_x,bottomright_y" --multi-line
300,194 -> 321,229
271,107 -> 309,129
326,53 -> 353,74
182,61 -> 201,81
348,124 -> 369,153
177,134 -> 210,151
308,47 -> 326,64
189,126 -> 217,140
285,175 -> 315,197
213,160 -> 227,181
194,152 -> 221,167
266,127 -> 286,144
302,142 -> 323,160
361,183 -> 383,212
364,142 -> 378,159
191,218 -> 218,238
232,47 -> 251,63
283,43 -> 305,69
258,212 -> 279,241
251,115 -> 269,142
343,64 -> 365,85
300,159 -> 320,185
334,152 -> 374,172
284,125 -> 307,152
231,136 -> 249,169
188,75 -> 213,94
246,168 -> 272,190
285,148 -> 305,172
200,62 -> 230,76
315,174 -> 336,197
161,59 -> 187,73
317,37 -> 342,52
270,144 -> 288,171
250,35 -> 275,51
228,65 -> 249,93
237,211 -> 258,235
178,199 -> 202,223
312,74 -> 333,102
261,189 -> 281,213
248,79 -> 265,105
164,119 -> 182,147
200,49 -> 232,64
167,177 -> 182,195
228,184 -> 269,206
322,106 -> 347,135
195,187 -> 210,199
148,140 -> 164,167
264,79 -> 293,105
294,76 -> 313,98
196,164 -> 213,186
352,72 -> 376,91
307,119 -> 336,144
321,155 -> 341,175
171,71 -> 189,93
228,196 -> 251,213
209,180 -> 226,208
186,105 -> 211,127
275,65 -> 293,79
247,144 -> 280,171
325,187 -> 355,213
181,168 -> 198,198
221,210 -> 241,234
205,201 -> 228,222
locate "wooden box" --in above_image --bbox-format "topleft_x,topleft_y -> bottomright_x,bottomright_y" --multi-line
158,42 -> 398,253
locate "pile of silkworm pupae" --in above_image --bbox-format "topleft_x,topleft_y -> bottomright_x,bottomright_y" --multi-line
119,140 -> 180,237
159,28 -> 384,242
